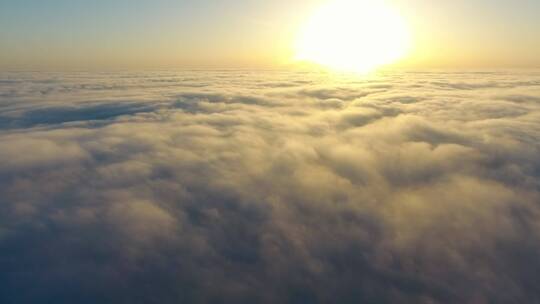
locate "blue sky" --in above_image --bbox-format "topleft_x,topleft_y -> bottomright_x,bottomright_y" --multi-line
1,0 -> 539,69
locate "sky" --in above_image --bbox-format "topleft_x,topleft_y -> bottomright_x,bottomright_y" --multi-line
0,0 -> 539,69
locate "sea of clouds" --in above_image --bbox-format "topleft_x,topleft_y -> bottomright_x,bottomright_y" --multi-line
1,69 -> 540,303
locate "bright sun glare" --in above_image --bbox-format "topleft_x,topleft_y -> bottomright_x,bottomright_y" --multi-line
295,0 -> 411,73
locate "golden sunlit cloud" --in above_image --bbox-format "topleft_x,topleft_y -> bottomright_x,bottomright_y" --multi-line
295,0 -> 411,73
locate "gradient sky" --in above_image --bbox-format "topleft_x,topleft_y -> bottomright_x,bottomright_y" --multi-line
1,0 -> 539,70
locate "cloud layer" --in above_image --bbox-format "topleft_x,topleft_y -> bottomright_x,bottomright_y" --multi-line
1,70 -> 540,303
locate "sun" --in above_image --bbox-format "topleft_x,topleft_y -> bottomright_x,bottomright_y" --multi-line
295,0 -> 411,73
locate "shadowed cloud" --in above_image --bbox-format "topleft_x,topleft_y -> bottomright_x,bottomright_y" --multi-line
0,70 -> 540,303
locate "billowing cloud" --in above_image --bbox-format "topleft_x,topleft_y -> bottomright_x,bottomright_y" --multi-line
1,70 -> 540,303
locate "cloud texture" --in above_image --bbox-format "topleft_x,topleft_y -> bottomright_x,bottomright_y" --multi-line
1,70 -> 540,303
